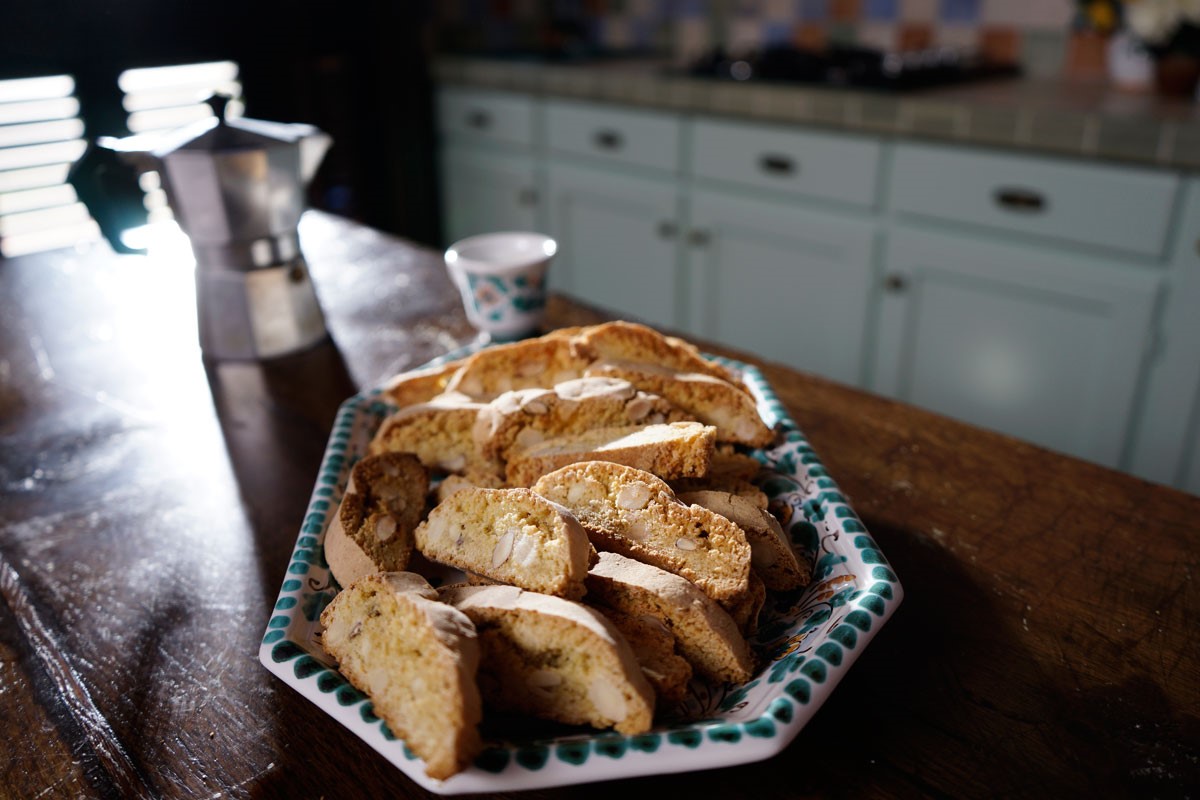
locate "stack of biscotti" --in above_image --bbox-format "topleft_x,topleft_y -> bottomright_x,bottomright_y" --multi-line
318,320 -> 814,780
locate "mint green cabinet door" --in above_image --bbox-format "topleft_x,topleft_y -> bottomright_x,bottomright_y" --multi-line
440,144 -> 541,246
686,189 -> 876,386
874,228 -> 1160,468
1130,178 -> 1200,493
545,161 -> 680,328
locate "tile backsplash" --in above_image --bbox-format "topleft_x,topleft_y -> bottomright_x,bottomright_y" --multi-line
438,0 -> 1075,76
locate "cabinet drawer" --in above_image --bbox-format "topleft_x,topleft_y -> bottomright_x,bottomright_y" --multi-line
691,118 -> 881,209
438,89 -> 536,148
889,143 -> 1179,259
546,101 -> 681,173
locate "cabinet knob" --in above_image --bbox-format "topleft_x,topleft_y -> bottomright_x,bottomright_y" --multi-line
466,109 -> 491,129
884,273 -> 908,293
687,229 -> 711,247
593,129 -> 624,150
657,220 -> 677,239
994,187 -> 1046,213
518,187 -> 538,207
759,153 -> 797,176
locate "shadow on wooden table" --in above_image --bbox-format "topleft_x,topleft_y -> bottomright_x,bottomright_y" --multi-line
202,337 -> 356,605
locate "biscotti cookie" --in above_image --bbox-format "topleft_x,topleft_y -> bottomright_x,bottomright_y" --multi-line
586,552 -> 755,683
433,469 -> 505,505
678,490 -> 809,591
475,377 -> 691,465
380,359 -> 464,409
671,476 -> 768,509
320,572 -> 482,780
593,605 -> 693,706
586,361 -> 774,448
369,393 -> 498,477
570,321 -> 746,390
532,461 -> 750,602
506,421 -> 716,488
443,336 -> 590,400
719,569 -> 766,637
440,584 -> 656,735
325,453 -> 428,589
414,487 -> 593,600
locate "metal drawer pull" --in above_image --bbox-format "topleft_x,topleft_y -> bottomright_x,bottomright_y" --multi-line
593,129 -> 624,150
994,187 -> 1046,213
466,109 -> 491,129
759,154 -> 796,176
687,228 -> 711,246
884,273 -> 908,293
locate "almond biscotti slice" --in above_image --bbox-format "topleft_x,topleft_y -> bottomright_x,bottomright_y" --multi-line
506,421 -> 716,488
320,572 -> 483,780
585,361 -> 774,448
325,453 -> 429,589
443,336 -> 590,401
678,490 -> 810,591
414,487 -> 593,600
440,584 -> 655,735
474,376 -> 691,465
380,359 -> 465,409
532,461 -> 750,602
671,475 -> 769,509
433,469 -> 505,504
719,569 -> 766,637
586,552 -> 755,684
570,320 -> 746,390
593,604 -> 693,706
369,393 -> 498,478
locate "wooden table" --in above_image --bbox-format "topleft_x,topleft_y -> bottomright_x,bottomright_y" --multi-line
2,213 -> 1197,799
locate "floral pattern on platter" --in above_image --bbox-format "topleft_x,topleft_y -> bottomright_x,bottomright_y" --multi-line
259,343 -> 903,794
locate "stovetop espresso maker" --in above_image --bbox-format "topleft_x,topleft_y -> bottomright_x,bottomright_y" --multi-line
76,96 -> 332,360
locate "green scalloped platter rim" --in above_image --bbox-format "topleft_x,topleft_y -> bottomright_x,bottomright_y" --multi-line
259,342 -> 903,793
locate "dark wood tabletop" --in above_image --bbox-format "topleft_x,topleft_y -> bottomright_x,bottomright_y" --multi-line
2,212 -> 1197,800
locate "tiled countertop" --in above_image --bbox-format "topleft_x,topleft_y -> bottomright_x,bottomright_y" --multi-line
434,56 -> 1200,171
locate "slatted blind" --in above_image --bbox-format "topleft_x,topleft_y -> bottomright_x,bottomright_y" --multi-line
0,75 -> 99,257
116,60 -> 243,226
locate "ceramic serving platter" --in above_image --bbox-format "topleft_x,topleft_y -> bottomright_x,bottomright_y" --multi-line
259,344 -> 903,794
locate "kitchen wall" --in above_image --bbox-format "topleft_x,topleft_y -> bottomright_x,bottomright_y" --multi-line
437,0 -> 1077,76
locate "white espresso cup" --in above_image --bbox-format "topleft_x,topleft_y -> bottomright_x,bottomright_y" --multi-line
445,231 -> 557,340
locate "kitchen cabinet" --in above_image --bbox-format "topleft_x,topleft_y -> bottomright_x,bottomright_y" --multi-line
685,188 -> 877,387
1130,178 -> 1200,491
440,145 -> 541,245
436,88 -> 541,245
541,100 -> 683,327
873,228 -> 1159,468
435,84 -> 1198,492
544,161 -> 681,327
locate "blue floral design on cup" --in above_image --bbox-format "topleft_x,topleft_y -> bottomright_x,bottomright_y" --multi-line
446,232 -> 555,340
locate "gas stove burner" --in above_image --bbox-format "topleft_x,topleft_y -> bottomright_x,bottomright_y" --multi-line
687,44 -> 1019,91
